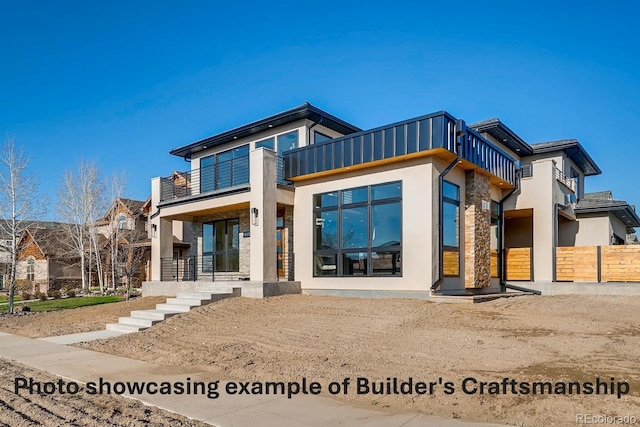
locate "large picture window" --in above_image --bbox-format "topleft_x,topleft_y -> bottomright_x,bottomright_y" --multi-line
202,219 -> 240,272
442,181 -> 460,276
313,181 -> 402,277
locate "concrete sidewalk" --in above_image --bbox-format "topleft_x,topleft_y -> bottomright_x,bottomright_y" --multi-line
0,332 -> 504,426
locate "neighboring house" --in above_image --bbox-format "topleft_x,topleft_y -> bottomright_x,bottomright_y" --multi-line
145,103 -> 640,297
15,224 -> 82,293
0,226 -> 13,289
95,198 -> 150,288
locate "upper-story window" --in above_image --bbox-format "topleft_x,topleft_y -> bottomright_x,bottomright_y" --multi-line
117,213 -> 128,230
200,145 -> 249,193
315,132 -> 333,144
27,256 -> 35,282
570,166 -> 580,199
255,137 -> 275,151
254,130 -> 299,154
277,131 -> 298,153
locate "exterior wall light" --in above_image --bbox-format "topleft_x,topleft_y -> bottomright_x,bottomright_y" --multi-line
251,207 -> 259,226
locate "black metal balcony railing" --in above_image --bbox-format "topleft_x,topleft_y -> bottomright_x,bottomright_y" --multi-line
283,112 -> 518,186
161,253 -> 295,282
160,256 -> 215,282
461,129 -> 518,185
277,156 -> 293,185
555,167 -> 577,192
160,156 -> 250,202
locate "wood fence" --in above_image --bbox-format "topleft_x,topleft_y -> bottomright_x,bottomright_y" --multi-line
443,251 -> 459,276
505,247 -> 532,281
555,245 -> 640,282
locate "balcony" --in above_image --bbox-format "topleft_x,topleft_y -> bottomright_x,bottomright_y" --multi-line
159,154 -> 292,204
282,111 -> 518,186
555,167 -> 577,192
160,155 -> 249,202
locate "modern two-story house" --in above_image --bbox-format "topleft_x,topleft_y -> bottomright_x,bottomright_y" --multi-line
144,103 -> 640,298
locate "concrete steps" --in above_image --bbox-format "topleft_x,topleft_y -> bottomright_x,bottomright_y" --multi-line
105,289 -> 237,333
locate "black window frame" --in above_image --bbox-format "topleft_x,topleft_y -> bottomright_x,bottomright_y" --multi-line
199,145 -> 249,193
313,181 -> 402,277
202,218 -> 240,273
442,180 -> 460,277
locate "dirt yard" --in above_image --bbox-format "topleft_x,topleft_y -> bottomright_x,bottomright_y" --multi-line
72,294 -> 640,426
0,296 -> 165,338
0,360 -> 207,426
2,294 -> 639,426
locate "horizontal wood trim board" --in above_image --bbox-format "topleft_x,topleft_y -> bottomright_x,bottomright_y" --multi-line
555,246 -> 598,282
506,247 -> 531,281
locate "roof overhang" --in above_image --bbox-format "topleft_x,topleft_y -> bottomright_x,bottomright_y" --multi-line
576,202 -> 640,232
170,103 -> 361,160
531,139 -> 602,176
469,118 -> 533,156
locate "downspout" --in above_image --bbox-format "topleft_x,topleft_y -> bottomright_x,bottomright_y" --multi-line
498,186 -> 517,293
307,115 -> 324,144
431,120 -> 465,292
551,202 -> 567,283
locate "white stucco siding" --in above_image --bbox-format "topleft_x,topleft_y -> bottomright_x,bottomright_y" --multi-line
293,158 -> 437,292
575,215 -> 612,246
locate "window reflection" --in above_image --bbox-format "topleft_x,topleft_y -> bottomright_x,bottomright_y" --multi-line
313,181 -> 402,277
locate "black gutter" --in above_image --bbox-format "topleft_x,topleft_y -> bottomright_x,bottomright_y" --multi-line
431,120 -> 465,292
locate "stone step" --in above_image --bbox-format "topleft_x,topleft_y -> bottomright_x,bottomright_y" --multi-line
130,309 -> 181,321
164,297 -> 211,306
118,316 -> 161,328
176,289 -> 233,299
106,289 -> 239,334
155,303 -> 193,312
105,323 -> 146,333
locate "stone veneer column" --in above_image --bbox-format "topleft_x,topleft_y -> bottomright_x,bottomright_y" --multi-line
464,170 -> 491,288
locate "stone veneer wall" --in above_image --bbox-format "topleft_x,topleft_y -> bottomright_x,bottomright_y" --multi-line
15,259 -> 49,294
282,204 -> 294,280
464,170 -> 491,288
191,209 -> 251,281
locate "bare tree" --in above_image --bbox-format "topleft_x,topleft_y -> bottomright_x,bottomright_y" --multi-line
105,173 -> 127,290
0,137 -> 43,313
57,159 -> 106,291
114,225 -> 147,300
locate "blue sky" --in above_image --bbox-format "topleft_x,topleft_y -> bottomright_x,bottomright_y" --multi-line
1,1 -> 639,218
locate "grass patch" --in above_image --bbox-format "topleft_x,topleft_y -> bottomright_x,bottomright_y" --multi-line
0,296 -> 122,313
0,295 -> 22,303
